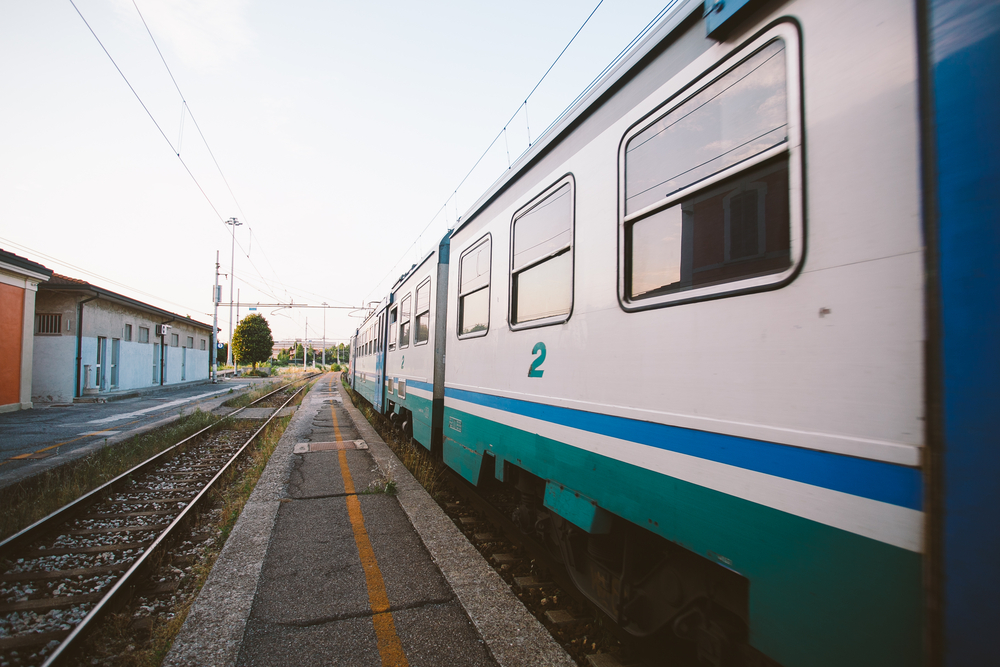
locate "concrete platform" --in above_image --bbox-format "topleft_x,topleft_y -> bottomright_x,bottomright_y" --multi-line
164,373 -> 574,667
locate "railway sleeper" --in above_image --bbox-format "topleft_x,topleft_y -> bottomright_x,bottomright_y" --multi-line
0,630 -> 71,652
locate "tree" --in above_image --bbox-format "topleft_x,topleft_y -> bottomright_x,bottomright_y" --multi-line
231,314 -> 274,370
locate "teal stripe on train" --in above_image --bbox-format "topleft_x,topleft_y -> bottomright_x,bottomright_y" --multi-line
389,389 -> 433,450
355,374 -> 379,408
442,404 -> 922,667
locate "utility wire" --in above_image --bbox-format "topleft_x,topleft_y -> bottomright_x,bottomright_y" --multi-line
131,0 -> 289,301
366,0 -> 610,302
0,236 -> 205,317
71,0 -> 292,312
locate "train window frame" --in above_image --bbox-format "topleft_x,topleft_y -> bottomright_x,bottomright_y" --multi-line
508,174 -> 575,331
414,278 -> 431,346
399,294 -> 411,349
388,306 -> 398,350
457,234 -> 492,339
617,22 -> 803,311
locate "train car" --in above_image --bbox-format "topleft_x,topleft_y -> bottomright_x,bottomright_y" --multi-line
347,333 -> 357,387
355,0 -> 998,664
421,0 -> 999,665
352,298 -> 389,411
383,235 -> 451,450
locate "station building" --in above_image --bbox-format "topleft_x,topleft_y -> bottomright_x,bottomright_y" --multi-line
0,249 -> 53,412
32,274 -> 213,403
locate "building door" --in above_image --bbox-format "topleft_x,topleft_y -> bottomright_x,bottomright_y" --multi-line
96,336 -> 106,391
111,338 -> 120,389
153,343 -> 160,384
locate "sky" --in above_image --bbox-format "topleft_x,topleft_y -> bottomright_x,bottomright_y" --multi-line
1,0 -> 672,348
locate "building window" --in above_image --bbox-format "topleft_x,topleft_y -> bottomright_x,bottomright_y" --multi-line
186,336 -> 194,348
139,326 -> 149,343
510,177 -> 574,327
458,235 -> 491,337
124,324 -> 132,341
200,338 -> 206,350
36,313 -> 61,334
388,307 -> 398,350
620,32 -> 801,308
415,279 -> 431,344
399,295 -> 411,348
171,333 -> 179,347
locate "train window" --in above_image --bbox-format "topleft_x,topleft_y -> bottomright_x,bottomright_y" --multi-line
415,278 -> 431,345
458,235 -> 491,338
388,307 -> 398,350
400,295 -> 411,348
510,176 -> 574,328
620,30 -> 802,308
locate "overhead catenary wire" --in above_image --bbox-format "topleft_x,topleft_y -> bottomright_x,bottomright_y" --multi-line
130,0 -> 289,302
364,0 -> 614,303
0,236 -> 205,317
71,0 -> 296,316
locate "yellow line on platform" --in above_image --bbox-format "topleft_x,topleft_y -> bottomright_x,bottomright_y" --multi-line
333,384 -> 408,667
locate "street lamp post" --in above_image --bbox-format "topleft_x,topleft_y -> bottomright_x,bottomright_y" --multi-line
322,303 -> 327,367
225,218 -> 242,367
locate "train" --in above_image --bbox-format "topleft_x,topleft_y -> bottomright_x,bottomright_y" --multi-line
347,1 -> 999,665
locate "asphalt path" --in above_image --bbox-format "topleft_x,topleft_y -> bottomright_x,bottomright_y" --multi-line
0,379 -> 266,490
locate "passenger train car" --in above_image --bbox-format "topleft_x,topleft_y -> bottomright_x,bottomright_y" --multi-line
348,1 -> 999,665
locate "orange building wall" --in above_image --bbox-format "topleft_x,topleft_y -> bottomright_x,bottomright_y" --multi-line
0,282 -> 25,406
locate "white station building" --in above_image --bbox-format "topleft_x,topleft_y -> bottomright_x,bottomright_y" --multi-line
32,274 -> 213,403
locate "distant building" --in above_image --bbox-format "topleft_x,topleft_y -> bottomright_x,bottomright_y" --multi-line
0,249 -> 53,412
33,274 -> 213,403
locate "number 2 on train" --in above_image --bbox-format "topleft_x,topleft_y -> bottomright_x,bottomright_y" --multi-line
528,342 -> 546,378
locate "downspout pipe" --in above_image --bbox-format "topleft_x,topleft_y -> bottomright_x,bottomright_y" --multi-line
159,318 -> 175,386
75,294 -> 99,398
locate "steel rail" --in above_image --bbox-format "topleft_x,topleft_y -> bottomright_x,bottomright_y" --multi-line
40,378 -> 313,666
0,375 -> 314,559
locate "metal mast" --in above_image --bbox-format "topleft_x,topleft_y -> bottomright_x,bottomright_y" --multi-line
212,251 -> 220,383
225,217 -> 241,367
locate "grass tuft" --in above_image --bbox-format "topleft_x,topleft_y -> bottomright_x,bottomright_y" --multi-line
340,375 -> 446,498
221,381 -> 278,408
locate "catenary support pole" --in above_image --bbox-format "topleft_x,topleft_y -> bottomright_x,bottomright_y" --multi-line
212,251 -> 220,383
226,217 -> 241,367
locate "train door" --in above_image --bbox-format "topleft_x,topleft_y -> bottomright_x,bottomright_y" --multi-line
924,1 -> 1000,662
374,309 -> 386,412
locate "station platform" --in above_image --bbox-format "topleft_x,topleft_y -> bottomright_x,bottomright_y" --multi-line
164,373 -> 574,667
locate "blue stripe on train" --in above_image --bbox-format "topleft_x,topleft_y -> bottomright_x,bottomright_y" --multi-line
405,379 -> 433,392
444,387 -> 922,511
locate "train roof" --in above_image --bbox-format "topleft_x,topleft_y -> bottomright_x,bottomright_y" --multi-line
391,248 -> 435,293
453,0 -> 701,236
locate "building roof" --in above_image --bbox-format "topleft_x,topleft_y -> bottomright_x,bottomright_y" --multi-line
0,248 -> 53,281
40,272 -> 214,332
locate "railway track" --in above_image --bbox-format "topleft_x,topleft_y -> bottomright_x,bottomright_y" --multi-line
0,374 -> 318,667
